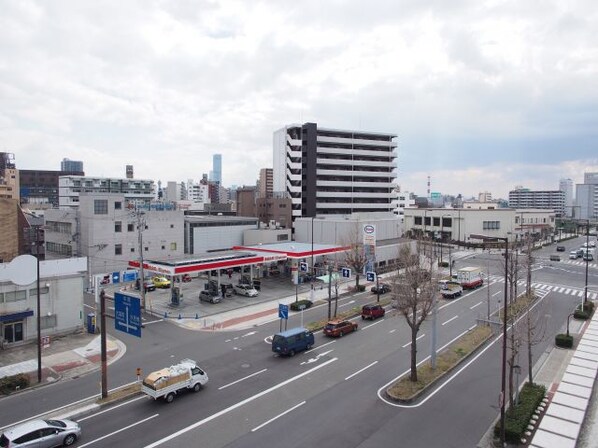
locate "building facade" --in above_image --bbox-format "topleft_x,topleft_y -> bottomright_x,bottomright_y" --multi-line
211,154 -> 222,184
0,152 -> 19,201
0,257 -> 86,346
256,192 -> 293,229
58,175 -> 155,208
403,208 -> 557,243
258,168 -> 273,198
45,193 -> 184,277
184,215 -> 259,254
575,172 -> 598,221
508,187 -> 565,217
273,123 -> 398,220
559,178 -> 574,216
60,158 -> 84,172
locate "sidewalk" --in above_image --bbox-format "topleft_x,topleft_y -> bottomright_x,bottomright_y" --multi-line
0,332 -> 125,386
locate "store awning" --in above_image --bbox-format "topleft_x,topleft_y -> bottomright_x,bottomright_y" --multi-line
0,310 -> 34,322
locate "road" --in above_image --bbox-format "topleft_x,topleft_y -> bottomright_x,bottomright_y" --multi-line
2,236 -> 596,447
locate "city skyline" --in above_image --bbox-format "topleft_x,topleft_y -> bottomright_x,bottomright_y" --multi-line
2,1 -> 597,198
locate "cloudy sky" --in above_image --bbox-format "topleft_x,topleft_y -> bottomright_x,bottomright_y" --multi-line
2,0 -> 597,199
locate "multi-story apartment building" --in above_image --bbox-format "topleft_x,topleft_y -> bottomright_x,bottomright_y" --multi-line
58,175 -> 154,208
256,192 -> 293,229
575,172 -> 598,220
236,185 -> 257,217
45,193 -> 184,276
273,123 -> 398,220
392,188 -> 415,223
508,187 -> 565,217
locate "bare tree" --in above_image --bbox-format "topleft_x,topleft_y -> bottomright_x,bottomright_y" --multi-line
391,242 -> 436,382
342,225 -> 368,291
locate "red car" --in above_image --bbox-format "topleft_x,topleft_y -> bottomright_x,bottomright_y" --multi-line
323,319 -> 358,337
361,304 -> 385,320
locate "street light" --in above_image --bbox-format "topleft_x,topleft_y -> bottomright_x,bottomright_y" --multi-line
470,233 -> 509,447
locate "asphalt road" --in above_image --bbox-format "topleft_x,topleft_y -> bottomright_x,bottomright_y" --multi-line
2,236 -> 596,447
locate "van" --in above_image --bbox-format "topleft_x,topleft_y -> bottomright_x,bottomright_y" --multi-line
272,327 -> 314,357
549,254 -> 561,262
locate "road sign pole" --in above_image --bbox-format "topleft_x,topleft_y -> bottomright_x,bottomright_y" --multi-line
100,289 -> 108,399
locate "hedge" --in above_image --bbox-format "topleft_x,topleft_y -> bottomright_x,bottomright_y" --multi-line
290,300 -> 313,311
574,301 -> 595,320
0,373 -> 30,395
555,333 -> 573,348
494,382 -> 546,444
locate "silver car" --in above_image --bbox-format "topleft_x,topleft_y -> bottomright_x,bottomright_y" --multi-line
0,419 -> 81,447
233,284 -> 259,297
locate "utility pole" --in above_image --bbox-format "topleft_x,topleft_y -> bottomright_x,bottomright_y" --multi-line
327,265 -> 332,320
35,225 -> 42,383
100,289 -> 108,399
136,210 -> 147,311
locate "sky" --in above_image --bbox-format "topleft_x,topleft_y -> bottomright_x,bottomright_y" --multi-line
1,0 -> 598,200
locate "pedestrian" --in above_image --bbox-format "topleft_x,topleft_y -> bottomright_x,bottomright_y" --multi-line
227,269 -> 232,279
221,284 -> 226,298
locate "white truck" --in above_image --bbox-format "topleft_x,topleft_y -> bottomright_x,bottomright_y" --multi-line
438,280 -> 463,299
457,267 -> 484,290
141,359 -> 208,403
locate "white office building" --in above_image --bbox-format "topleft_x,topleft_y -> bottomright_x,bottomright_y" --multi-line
273,123 -> 398,220
59,175 -> 155,208
575,172 -> 598,220
559,178 -> 574,216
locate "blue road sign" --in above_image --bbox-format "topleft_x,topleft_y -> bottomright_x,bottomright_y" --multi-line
111,271 -> 121,284
341,267 -> 351,278
299,262 -> 308,272
114,293 -> 141,338
122,270 -> 137,282
366,271 -> 376,282
278,303 -> 289,320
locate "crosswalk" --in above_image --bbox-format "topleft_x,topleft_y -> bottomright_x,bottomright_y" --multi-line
564,260 -> 598,269
487,276 -> 598,300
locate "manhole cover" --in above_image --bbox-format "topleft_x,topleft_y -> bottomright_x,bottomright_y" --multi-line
241,363 -> 250,368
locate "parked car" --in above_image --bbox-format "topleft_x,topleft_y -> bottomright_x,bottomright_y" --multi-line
583,253 -> 594,262
135,278 -> 156,292
556,245 -> 566,252
0,418 -> 81,448
234,284 -> 259,297
272,327 -> 314,356
152,276 -> 171,288
323,319 -> 358,337
361,304 -> 386,320
549,254 -> 561,262
175,274 -> 192,283
371,283 -> 391,294
199,290 -> 221,304
570,250 -> 580,259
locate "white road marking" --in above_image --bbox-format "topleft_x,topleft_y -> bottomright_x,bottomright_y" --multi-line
77,396 -> 147,421
470,302 -> 482,310
389,329 -> 397,334
218,369 -> 268,390
362,319 -> 385,330
442,315 -> 459,326
241,331 -> 257,338
251,401 -> 306,432
79,414 -> 159,447
300,349 -> 334,365
142,319 -> 164,326
492,291 -> 501,297
305,340 -> 335,353
339,300 -> 356,308
345,361 -> 379,381
402,334 -> 425,348
143,358 -> 338,448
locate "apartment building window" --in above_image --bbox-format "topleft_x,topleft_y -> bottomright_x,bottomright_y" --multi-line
482,221 -> 500,230
115,221 -> 122,232
277,234 -> 289,241
161,245 -> 165,250
170,242 -> 177,251
414,216 -> 422,225
94,199 -> 108,215
127,223 -> 134,232
130,247 -> 135,253
4,290 -> 27,302
115,201 -> 122,210
46,242 -> 72,256
29,287 -> 50,296
115,244 -> 122,255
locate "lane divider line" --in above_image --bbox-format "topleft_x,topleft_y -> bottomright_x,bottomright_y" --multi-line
78,413 -> 159,448
345,361 -> 379,381
251,401 -> 306,432
218,369 -> 268,390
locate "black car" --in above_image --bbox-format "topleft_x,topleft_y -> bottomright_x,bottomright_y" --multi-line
371,283 -> 391,294
556,246 -> 566,252
135,279 -> 155,292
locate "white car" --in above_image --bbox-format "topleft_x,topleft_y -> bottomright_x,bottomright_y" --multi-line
590,240 -> 596,248
234,284 -> 259,297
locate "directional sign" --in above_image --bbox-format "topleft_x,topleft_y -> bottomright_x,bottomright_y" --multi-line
114,293 -> 141,337
278,303 -> 289,320
111,271 -> 121,284
366,271 -> 376,282
341,267 -> 351,278
299,262 -> 308,272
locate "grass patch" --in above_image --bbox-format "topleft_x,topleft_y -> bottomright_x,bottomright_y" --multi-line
387,325 -> 493,401
96,382 -> 141,405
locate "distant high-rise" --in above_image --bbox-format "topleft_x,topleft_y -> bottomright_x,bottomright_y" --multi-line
575,172 -> 598,220
559,178 -> 574,216
60,158 -> 83,173
212,154 -> 222,184
508,186 -> 565,217
258,168 -> 273,198
126,165 -> 134,179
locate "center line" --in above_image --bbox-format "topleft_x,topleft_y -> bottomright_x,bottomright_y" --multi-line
79,414 -> 159,448
470,302 -> 482,310
345,361 -> 379,381
218,369 -> 268,390
251,401 -> 306,432
402,333 -> 425,348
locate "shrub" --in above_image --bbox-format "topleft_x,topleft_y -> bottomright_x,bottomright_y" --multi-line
355,285 -> 366,292
0,373 -> 30,395
574,309 -> 590,320
494,382 -> 546,444
583,301 -> 595,313
555,333 -> 573,348
290,300 -> 313,311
